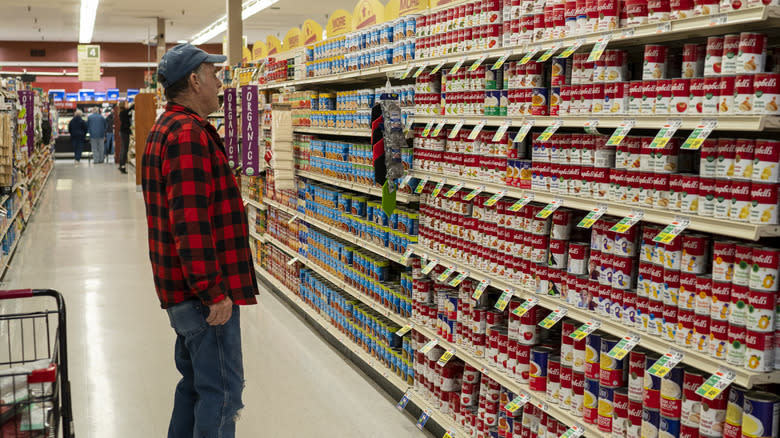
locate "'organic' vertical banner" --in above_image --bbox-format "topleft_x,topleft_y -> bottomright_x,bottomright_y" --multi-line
241,85 -> 259,175
17,91 -> 34,156
224,88 -> 238,169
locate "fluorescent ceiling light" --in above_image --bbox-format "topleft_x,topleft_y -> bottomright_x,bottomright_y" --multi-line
190,0 -> 279,45
177,39 -> 189,44
79,0 -> 100,44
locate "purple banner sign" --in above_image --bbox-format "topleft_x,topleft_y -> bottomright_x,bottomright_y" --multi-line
223,88 -> 238,169
240,85 -> 259,176
17,91 -> 34,156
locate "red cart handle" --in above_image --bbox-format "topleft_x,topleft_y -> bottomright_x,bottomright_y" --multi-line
0,289 -> 34,299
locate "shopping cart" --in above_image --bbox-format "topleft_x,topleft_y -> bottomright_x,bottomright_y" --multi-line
0,289 -> 73,437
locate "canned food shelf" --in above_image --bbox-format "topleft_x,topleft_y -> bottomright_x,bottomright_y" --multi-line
295,171 -> 420,204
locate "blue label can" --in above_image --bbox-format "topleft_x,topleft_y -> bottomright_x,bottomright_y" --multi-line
642,408 -> 660,438
742,390 -> 780,438
659,415 -> 680,438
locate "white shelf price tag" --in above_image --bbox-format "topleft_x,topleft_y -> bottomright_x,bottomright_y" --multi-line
416,409 -> 432,430
536,198 -> 563,219
492,52 -> 511,70
287,214 -> 300,225
430,60 -> 447,75
537,45 -> 559,62
444,182 -> 465,198
468,120 -> 488,140
400,65 -> 414,80
419,339 -> 439,354
414,177 -> 428,194
493,120 -> 513,142
437,348 -> 456,366
442,431 -> 456,438
583,118 -> 600,135
286,257 -> 299,266
653,218 -> 691,244
469,54 -> 489,72
535,401 -> 549,412
587,34 -> 613,62
538,119 -> 564,141
431,121 -> 447,137
512,297 -> 539,317
538,307 -> 568,329
437,265 -> 456,282
513,119 -> 535,143
656,22 -> 671,33
647,350 -> 685,378
696,368 -> 737,400
484,190 -> 507,207
681,119 -> 718,150
577,204 -> 608,229
709,13 -> 727,26
397,392 -> 411,410
432,180 -> 446,197
450,58 -> 467,75
421,258 -> 439,275
570,321 -> 602,341
606,119 -> 637,146
422,121 -> 435,137
560,425 -> 586,438
396,323 -> 415,337
607,333 -> 641,360
505,393 -> 532,413
519,45 -> 541,65
448,271 -> 469,287
472,279 -> 491,300
399,247 -> 414,264
464,185 -> 485,201
413,65 -> 427,78
558,39 -> 585,59
649,119 -> 683,148
611,210 -> 645,233
404,116 -> 415,133
449,119 -> 466,138
509,194 -> 534,212
620,28 -> 635,39
495,289 -> 513,311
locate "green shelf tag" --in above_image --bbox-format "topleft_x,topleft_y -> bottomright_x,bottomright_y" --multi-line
494,289 -> 513,311
469,54 -> 489,72
587,35 -> 612,62
492,52 -> 511,70
448,271 -> 469,287
538,120 -> 563,141
537,45 -> 559,62
577,205 -> 607,229
570,321 -> 601,341
422,121 -> 435,137
484,190 -> 507,207
681,119 -> 718,150
647,351 -> 685,378
695,368 -> 737,400
444,182 -> 464,198
512,297 -> 539,317
414,178 -> 428,194
472,279 -> 490,300
437,266 -> 455,282
509,194 -> 534,212
648,119 -> 683,149
538,308 -> 567,329
535,199 -> 563,219
652,218 -> 691,244
606,119 -> 637,146
611,210 -> 644,234
432,180 -> 446,197
606,334 -> 641,360
464,185 -> 485,201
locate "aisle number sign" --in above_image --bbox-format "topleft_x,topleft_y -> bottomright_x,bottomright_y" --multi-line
607,334 -> 641,360
696,368 -> 737,400
77,45 -> 101,81
647,351 -> 685,378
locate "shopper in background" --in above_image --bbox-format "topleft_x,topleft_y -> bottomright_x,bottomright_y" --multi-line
67,109 -> 87,163
141,43 -> 257,438
112,104 -> 121,166
87,107 -> 106,164
104,108 -> 115,159
118,101 -> 133,174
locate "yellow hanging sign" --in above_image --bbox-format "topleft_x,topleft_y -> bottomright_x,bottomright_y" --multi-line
283,28 -> 301,50
266,35 -> 282,55
241,47 -> 251,64
302,19 -> 323,45
326,9 -> 352,37
252,41 -> 267,60
385,0 -> 428,20
352,0 -> 384,30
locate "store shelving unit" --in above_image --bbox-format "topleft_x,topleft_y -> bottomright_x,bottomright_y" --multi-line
249,230 -> 266,243
412,169 -> 780,241
297,170 -> 419,204
292,127 -> 371,137
244,198 -> 266,211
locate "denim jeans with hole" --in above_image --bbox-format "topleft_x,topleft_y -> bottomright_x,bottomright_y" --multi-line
166,299 -> 244,438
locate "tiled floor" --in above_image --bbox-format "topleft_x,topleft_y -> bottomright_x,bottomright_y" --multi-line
1,161 -> 425,437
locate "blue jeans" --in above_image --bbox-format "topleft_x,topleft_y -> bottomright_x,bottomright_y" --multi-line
166,300 -> 244,438
105,132 -> 114,156
90,137 -> 105,163
72,137 -> 84,161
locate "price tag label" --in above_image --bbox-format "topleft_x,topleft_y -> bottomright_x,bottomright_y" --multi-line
473,279 -> 491,300
449,119 -> 466,138
419,339 -> 439,353
696,368 -> 737,400
607,333 -> 641,360
519,46 -> 541,65
421,258 -> 439,275
577,205 -> 608,229
495,289 -> 513,311
512,297 -> 539,317
437,348 -> 456,366
649,119 -> 683,148
709,13 -> 727,26
450,58 -> 467,75
399,174 -> 413,189
505,393 -> 532,413
537,45 -> 559,62
484,190 -> 507,207
469,54 -> 489,72
587,35 -> 613,62
431,121 -> 447,137
606,119 -> 637,146
559,425 -> 586,438
431,60 -> 447,75
558,39 -> 585,59
400,65 -> 414,79
468,120 -> 488,140
449,271 -> 469,287
442,431 -> 455,438
653,218 -> 691,244
444,182 -> 465,198
464,185 -> 485,201
620,28 -> 636,39
416,410 -> 431,430
399,247 -> 414,264
413,65 -> 427,78
397,393 -> 410,410
536,198 -> 563,219
422,121 -> 435,137
404,116 -> 414,133
509,194 -> 534,212
538,308 -> 568,329
493,120 -> 513,142
536,401 -> 549,412
570,321 -> 602,341
611,210 -> 645,233
288,214 -> 300,225
432,180 -> 446,197
513,119 -> 535,143
538,120 -> 564,141
287,257 -> 299,266
656,22 -> 671,33
414,178 -> 428,194
437,265 -> 456,282
681,119 -> 718,150
648,350 -> 685,378
583,118 -> 600,135
396,323 -> 415,337
492,52 -> 511,70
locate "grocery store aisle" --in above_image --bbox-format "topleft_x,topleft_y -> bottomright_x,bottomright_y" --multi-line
1,161 -> 424,437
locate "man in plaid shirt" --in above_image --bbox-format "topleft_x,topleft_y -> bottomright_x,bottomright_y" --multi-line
142,44 -> 258,438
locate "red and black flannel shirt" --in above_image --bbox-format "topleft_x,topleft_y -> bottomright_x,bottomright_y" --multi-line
142,103 -> 259,309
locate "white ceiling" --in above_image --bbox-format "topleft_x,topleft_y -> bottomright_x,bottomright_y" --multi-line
0,0 -> 346,44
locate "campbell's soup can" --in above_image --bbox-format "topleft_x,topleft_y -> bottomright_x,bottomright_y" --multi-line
680,174 -> 700,214
722,34 -> 741,75
695,0 -> 720,15
712,241 -> 736,283
682,44 -> 705,79
737,32 -> 768,75
655,79 -> 673,115
681,234 -> 710,275
703,77 -> 721,114
717,137 -> 737,180
644,45 -> 668,81
714,179 -> 732,219
694,312 -> 711,353
672,0 -> 696,19
677,309 -> 695,348
719,75 -> 736,114
689,78 -> 706,115
648,0 -> 671,22
730,180 -> 753,222
754,73 -> 780,115
734,138 -> 756,181
671,79 -> 691,115
680,273 -> 698,311
745,330 -> 774,372
710,318 -> 730,358
681,369 -> 704,427
629,81 -> 643,114
750,183 -> 780,225
747,290 -> 776,332
628,399 -> 643,438
642,407 -> 661,438
736,74 -> 755,114
705,36 -> 725,77
753,139 -> 780,183
727,322 -> 747,366
627,350 -> 646,402
642,81 -> 657,115
722,386 -> 745,438
530,346 -> 553,391
700,390 -> 728,437
626,0 -> 648,26
700,139 -> 719,178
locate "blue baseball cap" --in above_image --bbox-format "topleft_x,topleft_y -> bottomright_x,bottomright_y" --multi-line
158,43 -> 227,88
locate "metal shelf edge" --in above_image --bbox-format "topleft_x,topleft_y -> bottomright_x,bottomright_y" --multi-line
296,170 -> 419,204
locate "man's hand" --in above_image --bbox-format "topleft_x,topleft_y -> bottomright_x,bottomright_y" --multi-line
206,296 -> 233,326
